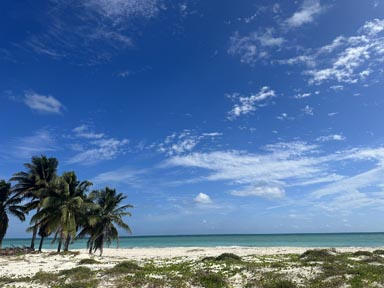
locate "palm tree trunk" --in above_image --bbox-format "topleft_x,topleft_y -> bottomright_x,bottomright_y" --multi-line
38,236 -> 44,252
100,235 -> 104,256
0,213 -> 9,249
57,230 -> 63,253
30,207 -> 40,249
64,235 -> 71,251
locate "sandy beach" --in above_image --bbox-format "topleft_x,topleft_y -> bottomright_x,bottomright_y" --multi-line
1,246 -> 384,287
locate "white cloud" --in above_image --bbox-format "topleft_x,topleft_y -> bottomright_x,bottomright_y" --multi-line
285,0 -> 324,29
294,93 -> 311,99
165,141 -> 324,199
67,126 -> 129,165
165,142 -> 384,204
227,86 -> 276,120
301,105 -> 314,116
228,30 -> 284,65
231,186 -> 285,198
194,193 -> 213,204
73,125 -> 105,139
85,0 -> 160,21
280,19 -> 384,85
317,134 -> 346,142
24,92 -> 64,114
158,130 -> 222,156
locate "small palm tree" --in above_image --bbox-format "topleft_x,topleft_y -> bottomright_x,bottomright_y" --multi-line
0,180 -> 25,248
81,187 -> 132,256
11,155 -> 58,249
31,171 -> 92,252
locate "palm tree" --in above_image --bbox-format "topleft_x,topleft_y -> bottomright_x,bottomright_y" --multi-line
0,180 -> 25,248
11,155 -> 58,249
80,187 -> 133,256
31,171 -> 92,252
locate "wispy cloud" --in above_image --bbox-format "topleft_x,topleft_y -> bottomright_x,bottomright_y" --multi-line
164,141 -> 384,206
18,0 -> 163,63
227,86 -> 276,120
3,130 -> 57,160
316,134 -> 346,142
23,92 -> 64,114
285,0 -> 325,29
228,30 -> 284,65
67,126 -> 129,165
73,125 -> 105,139
231,186 -> 285,198
280,19 -> 384,85
158,130 -> 222,156
91,167 -> 146,187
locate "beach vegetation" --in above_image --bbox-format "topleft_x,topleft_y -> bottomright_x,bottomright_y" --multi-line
215,252 -> 242,262
373,249 -> 384,255
79,187 -> 133,256
78,258 -> 101,265
11,155 -> 58,250
110,260 -> 142,274
3,155 -> 132,254
194,271 -> 227,288
300,249 -> 337,262
0,180 -> 25,248
353,250 -> 373,257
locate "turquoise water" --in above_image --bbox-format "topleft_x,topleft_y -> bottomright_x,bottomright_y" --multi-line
3,233 -> 384,249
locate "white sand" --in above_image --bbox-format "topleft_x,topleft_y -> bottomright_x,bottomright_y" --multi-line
1,246 -> 383,279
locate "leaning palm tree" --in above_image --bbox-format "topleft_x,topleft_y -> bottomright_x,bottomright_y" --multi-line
0,180 -> 25,248
81,187 -> 132,256
11,155 -> 58,249
31,171 -> 92,252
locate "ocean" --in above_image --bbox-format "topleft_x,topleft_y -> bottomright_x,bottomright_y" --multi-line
2,233 -> 384,249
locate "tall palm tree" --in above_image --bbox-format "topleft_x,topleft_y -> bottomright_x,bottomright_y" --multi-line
0,180 -> 25,248
31,171 -> 92,252
80,187 -> 132,256
11,155 -> 58,249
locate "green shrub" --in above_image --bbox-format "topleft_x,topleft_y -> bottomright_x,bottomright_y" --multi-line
110,261 -> 142,274
215,253 -> 242,262
300,249 -> 336,261
353,251 -> 373,257
59,266 -> 93,281
201,256 -> 216,262
78,258 -> 100,265
195,271 -> 227,288
33,271 -> 59,284
373,249 -> 384,255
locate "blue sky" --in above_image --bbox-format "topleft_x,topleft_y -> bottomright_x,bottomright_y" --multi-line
1,0 -> 384,237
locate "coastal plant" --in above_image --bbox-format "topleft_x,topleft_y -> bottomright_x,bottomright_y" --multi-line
0,180 -> 25,248
10,155 -> 58,250
110,260 -> 142,274
79,187 -> 133,256
195,271 -> 227,288
30,171 -> 93,252
78,258 -> 101,265
300,249 -> 337,262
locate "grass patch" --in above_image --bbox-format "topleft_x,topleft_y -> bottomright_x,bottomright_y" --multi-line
373,249 -> 384,255
33,271 -> 60,284
59,266 -> 94,281
78,258 -> 101,265
300,249 -> 336,262
353,251 -> 373,257
195,271 -> 227,288
202,253 -> 242,263
110,260 -> 142,274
